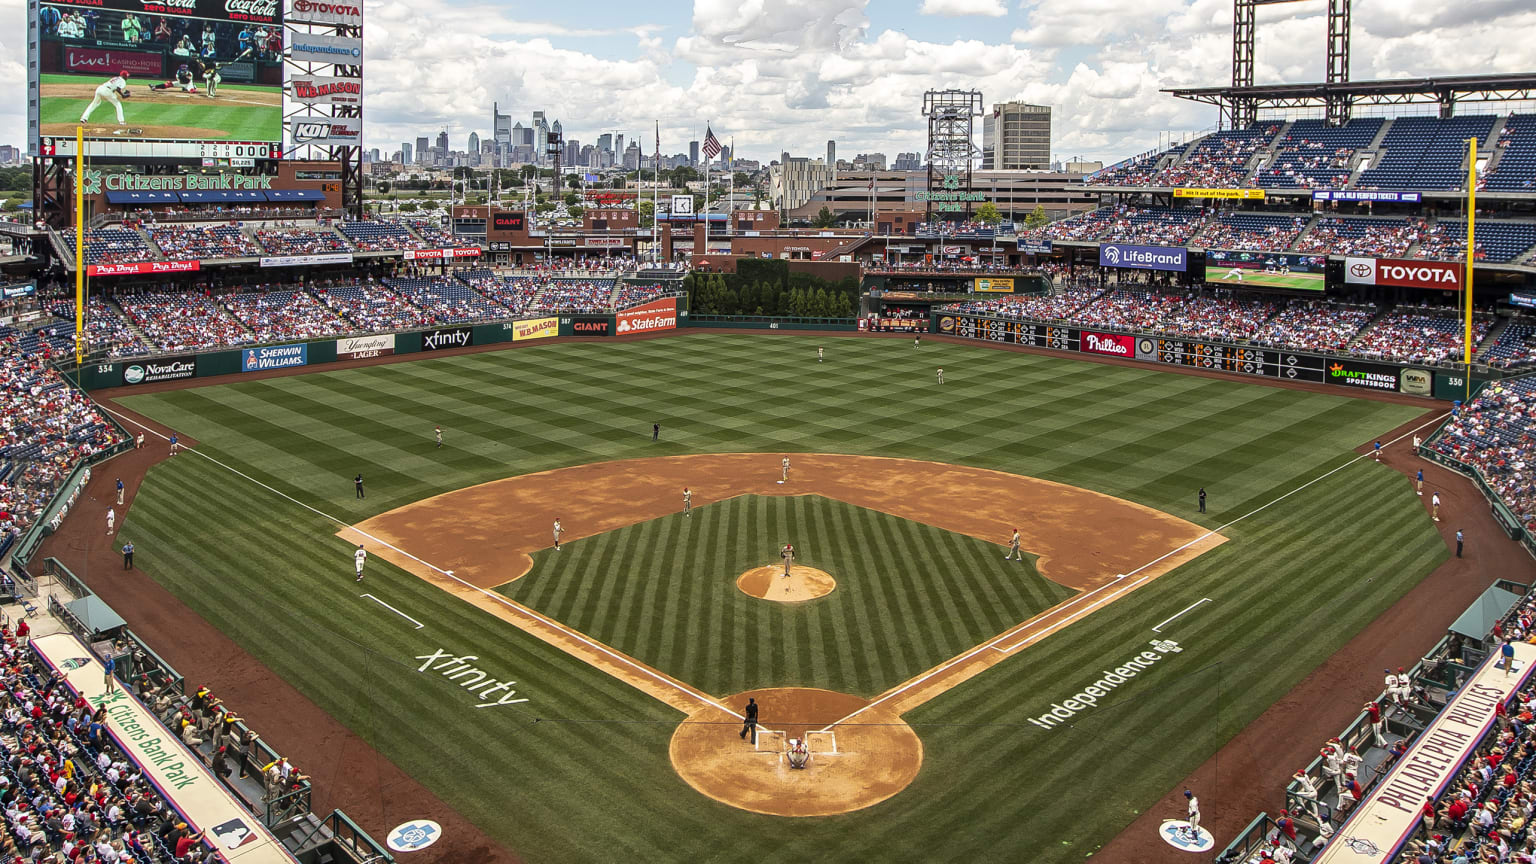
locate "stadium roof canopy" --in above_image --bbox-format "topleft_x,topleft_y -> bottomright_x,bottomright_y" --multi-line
1166,73 -> 1536,116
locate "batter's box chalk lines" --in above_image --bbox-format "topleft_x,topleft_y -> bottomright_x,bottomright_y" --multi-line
819,409 -> 1451,734
361,593 -> 425,630
98,405 -> 750,724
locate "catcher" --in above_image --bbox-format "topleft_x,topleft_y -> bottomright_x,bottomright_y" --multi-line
151,63 -> 197,93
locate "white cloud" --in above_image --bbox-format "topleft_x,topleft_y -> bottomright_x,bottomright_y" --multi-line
920,0 -> 1008,17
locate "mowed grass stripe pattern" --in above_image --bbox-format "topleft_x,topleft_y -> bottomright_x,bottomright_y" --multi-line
112,334 -> 1442,864
502,495 -> 1072,698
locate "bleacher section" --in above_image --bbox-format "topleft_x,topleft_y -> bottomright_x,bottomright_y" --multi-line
117,292 -> 254,353
1252,301 -> 1376,353
1252,117 -> 1383,190
385,277 -> 508,323
255,227 -> 349,256
528,280 -> 617,314
1352,308 -> 1492,365
338,221 -> 425,252
1485,114 -> 1536,191
222,289 -> 350,342
1151,123 -> 1282,188
43,298 -> 149,358
1293,217 -> 1425,257
1428,377 -> 1536,531
312,281 -> 425,332
405,219 -> 456,247
147,224 -> 261,261
1482,319 -> 1536,369
1191,212 -> 1308,251
60,228 -> 152,266
1096,206 -> 1204,246
1414,220 -> 1536,263
458,273 -> 539,315
1356,114 -> 1496,191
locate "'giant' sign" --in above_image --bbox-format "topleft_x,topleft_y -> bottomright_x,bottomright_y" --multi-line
1344,257 -> 1461,291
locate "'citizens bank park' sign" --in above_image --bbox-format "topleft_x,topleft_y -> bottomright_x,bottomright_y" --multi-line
616,298 -> 678,334
1344,257 -> 1461,291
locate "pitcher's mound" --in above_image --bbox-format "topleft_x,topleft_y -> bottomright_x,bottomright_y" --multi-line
737,565 -> 836,602
669,687 -> 923,817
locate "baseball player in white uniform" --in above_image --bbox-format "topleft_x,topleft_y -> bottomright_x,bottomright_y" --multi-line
1384,668 -> 1402,705
553,518 -> 563,551
781,457 -> 791,482
817,347 -> 824,363
1291,769 -> 1321,820
1182,790 -> 1201,840
106,507 -> 115,535
81,72 -> 131,125
1004,529 -> 1022,561
936,367 -> 944,384
1392,666 -> 1411,703
1340,745 -> 1363,780
683,488 -> 692,517
353,545 -> 366,581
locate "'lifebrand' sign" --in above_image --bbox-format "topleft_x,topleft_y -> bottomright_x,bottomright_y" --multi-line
1098,243 -> 1187,273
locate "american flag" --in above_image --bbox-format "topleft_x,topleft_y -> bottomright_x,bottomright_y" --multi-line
702,127 -> 722,160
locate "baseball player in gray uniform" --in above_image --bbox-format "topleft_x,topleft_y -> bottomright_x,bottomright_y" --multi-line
683,488 -> 692,517
781,543 -> 794,577
1004,529 -> 1022,561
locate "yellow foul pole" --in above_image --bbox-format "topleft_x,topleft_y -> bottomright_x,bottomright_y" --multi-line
1464,136 -> 1477,403
74,126 -> 85,368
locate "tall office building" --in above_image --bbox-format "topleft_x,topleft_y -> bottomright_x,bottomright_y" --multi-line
400,142 -> 412,164
983,102 -> 1052,170
689,140 -> 700,167
435,130 -> 449,155
493,103 -> 512,150
415,137 -> 429,164
827,140 -> 835,166
467,132 -> 479,156
615,134 -> 624,158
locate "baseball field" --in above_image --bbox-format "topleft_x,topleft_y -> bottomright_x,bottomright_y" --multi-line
39,73 -> 281,141
105,332 -> 1446,862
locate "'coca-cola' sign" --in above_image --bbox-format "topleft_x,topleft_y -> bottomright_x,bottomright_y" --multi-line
1080,331 -> 1134,357
46,0 -> 279,24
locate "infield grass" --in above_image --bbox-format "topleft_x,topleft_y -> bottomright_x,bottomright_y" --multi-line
114,333 -> 1446,863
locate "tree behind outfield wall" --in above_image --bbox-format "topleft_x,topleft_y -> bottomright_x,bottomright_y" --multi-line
686,260 -> 856,318
975,202 -> 1001,225
1025,205 -> 1050,230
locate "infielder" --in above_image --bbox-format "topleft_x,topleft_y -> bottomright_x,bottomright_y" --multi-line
1181,789 -> 1201,840
1004,528 -> 1022,561
780,543 -> 794,577
781,456 -> 791,482
106,507 -> 115,535
80,71 -> 131,125
353,545 -> 366,582
553,518 -> 563,551
682,487 -> 692,517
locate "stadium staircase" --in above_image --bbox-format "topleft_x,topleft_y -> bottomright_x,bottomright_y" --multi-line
1287,214 -> 1323,251
1476,316 -> 1513,363
129,224 -> 165,261
1344,306 -> 1396,351
45,229 -> 74,270
112,298 -> 154,347
239,224 -> 268,254
1244,120 -> 1293,184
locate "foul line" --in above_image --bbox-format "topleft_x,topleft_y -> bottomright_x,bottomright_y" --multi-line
818,410 -> 1450,733
100,406 -> 761,726
1152,598 -> 1212,633
361,593 -> 425,630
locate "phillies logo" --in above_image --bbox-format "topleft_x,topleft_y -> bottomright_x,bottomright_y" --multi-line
1084,334 -> 1130,355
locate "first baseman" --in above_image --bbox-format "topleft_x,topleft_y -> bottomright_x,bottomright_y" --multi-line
353,545 -> 367,582
1004,528 -> 1022,561
80,71 -> 131,124
553,518 -> 564,550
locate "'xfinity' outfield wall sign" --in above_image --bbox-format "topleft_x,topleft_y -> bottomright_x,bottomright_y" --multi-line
1098,243 -> 1187,273
421,327 -> 472,351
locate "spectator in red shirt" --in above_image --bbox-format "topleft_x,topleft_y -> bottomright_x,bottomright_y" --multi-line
174,828 -> 206,857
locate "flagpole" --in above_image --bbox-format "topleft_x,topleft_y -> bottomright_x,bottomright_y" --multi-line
728,136 -> 734,232
654,121 -> 660,264
704,120 -> 710,261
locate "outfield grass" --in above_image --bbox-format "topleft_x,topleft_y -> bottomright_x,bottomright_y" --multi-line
115,334 -> 1445,863
501,494 -> 1071,698
40,73 -> 280,140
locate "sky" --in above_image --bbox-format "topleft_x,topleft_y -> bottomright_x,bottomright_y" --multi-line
5,0 -> 1536,165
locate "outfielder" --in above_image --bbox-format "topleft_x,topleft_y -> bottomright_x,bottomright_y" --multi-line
683,487 -> 692,517
1004,528 -> 1022,561
817,347 -> 824,363
780,543 -> 794,577
435,425 -> 442,448
353,545 -> 366,582
80,71 -> 131,125
936,367 -> 944,384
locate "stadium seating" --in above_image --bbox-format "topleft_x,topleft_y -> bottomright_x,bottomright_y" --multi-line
1095,207 -> 1205,246
457,273 -> 540,315
1351,308 -> 1492,365
404,218 -> 456,247
1293,217 -> 1425,257
117,292 -> 255,353
255,227 -> 350,256
940,286 -> 1105,322
1356,115 -> 1496,191
61,228 -> 153,266
43,298 -> 149,358
1481,320 -> 1536,369
528,280 -> 617,314
614,283 -> 667,309
1429,377 -> 1536,532
1190,212 -> 1308,251
1484,114 -> 1536,191
1251,301 -> 1376,353
312,281 -> 426,332
1414,220 -> 1536,264
1252,117 -> 1384,190
384,277 -> 507,324
222,288 -> 350,342
339,221 -> 426,252
147,224 -> 261,261
1088,141 -> 1193,187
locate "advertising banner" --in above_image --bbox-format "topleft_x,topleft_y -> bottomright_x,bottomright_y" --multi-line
44,0 -> 279,23
1205,250 -> 1327,292
63,47 -> 164,77
421,327 -> 472,351
288,0 -> 362,26
286,32 -> 362,65
215,60 -> 256,83
1343,257 -> 1461,291
586,238 -> 626,248
403,248 -> 482,261
1312,190 -> 1423,203
337,334 -> 394,359
1018,240 -> 1053,255
122,358 -> 196,385
566,318 -> 611,337
287,76 -> 363,106
1399,366 -> 1433,397
512,317 -> 558,342
616,298 -> 678,334
974,277 -> 1014,293
1173,188 -> 1265,200
260,253 -> 353,268
1313,643 -> 1536,864
1079,330 -> 1134,357
492,212 -> 525,232
87,260 -> 200,277
290,116 -> 362,148
1325,358 -> 1402,392
1510,292 -> 1536,310
241,343 -> 307,372
1098,243 -> 1187,273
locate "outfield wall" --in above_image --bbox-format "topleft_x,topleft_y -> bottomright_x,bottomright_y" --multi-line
933,311 -> 1492,401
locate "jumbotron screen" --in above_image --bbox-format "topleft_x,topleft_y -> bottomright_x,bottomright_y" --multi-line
1205,249 -> 1327,291
33,0 -> 283,157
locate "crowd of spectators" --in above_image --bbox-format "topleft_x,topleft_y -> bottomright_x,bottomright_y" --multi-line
254,228 -> 349,257
337,222 -> 427,253
384,278 -> 506,325
221,289 -> 348,343
42,299 -> 148,359
312,281 -> 424,332
1428,378 -> 1536,535
62,230 -> 152,267
404,219 -> 455,247
117,292 -> 253,353
146,225 -> 261,262
1352,309 -> 1493,365
1251,301 -> 1377,353
528,281 -> 616,314
1095,206 -> 1205,246
938,285 -> 1104,321
1191,214 -> 1309,252
613,284 -> 667,309
1152,125 -> 1281,188
1294,217 -> 1427,257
